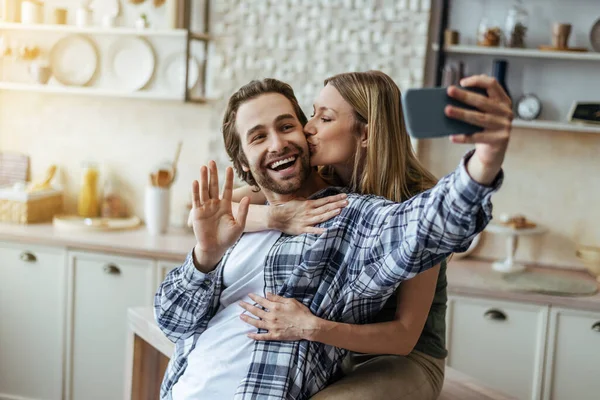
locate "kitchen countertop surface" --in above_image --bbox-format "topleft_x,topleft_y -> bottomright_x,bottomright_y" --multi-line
447,259 -> 600,312
1,222 -> 598,311
0,222 -> 195,261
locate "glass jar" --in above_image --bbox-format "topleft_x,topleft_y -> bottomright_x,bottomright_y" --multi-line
101,175 -> 127,218
505,0 -> 528,48
78,162 -> 100,218
477,17 -> 503,47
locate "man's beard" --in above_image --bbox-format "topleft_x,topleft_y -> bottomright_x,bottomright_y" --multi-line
251,145 -> 311,195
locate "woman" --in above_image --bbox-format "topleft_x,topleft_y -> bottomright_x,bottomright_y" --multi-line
189,71 -> 512,399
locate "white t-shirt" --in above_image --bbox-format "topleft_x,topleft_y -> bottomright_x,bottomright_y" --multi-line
171,230 -> 281,400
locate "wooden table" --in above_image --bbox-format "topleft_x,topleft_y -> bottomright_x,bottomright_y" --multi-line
124,308 -> 516,400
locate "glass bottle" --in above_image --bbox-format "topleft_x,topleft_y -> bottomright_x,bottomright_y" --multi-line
505,0 -> 529,48
477,17 -> 503,47
492,59 -> 511,101
78,161 -> 100,218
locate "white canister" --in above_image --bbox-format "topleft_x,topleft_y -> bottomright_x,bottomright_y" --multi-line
75,6 -> 92,27
29,60 -> 52,84
144,186 -> 171,235
20,0 -> 43,24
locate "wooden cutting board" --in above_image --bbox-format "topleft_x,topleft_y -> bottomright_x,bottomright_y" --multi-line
0,152 -> 30,185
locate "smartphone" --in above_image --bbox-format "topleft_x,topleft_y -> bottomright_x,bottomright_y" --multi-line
401,86 -> 488,139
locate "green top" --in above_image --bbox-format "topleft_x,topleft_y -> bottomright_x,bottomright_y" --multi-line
373,259 -> 448,359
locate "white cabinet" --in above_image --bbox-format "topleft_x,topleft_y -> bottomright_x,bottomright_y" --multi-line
447,296 -> 548,400
66,251 -> 155,400
0,242 -> 65,400
156,260 -> 180,287
543,308 -> 600,400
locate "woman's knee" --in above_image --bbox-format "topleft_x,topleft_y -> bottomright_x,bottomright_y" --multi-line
312,355 -> 439,400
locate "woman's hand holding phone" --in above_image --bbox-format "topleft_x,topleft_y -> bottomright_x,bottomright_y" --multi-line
446,74 -> 513,186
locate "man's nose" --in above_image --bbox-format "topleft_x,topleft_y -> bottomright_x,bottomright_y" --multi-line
304,120 -> 316,137
268,132 -> 289,152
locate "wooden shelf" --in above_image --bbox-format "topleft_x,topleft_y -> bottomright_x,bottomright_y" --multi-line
0,22 -> 187,37
433,44 -> 600,62
0,81 -> 185,101
512,119 -> 600,133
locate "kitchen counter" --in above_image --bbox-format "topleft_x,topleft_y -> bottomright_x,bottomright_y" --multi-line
447,259 -> 600,312
0,222 -> 195,261
125,307 -> 516,400
1,222 -> 598,310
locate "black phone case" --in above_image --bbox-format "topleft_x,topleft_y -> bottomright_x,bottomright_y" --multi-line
401,86 -> 488,139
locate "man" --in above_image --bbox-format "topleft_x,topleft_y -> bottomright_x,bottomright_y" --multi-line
155,77 -> 507,399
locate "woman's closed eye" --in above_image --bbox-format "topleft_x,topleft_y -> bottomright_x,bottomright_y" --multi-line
310,113 -> 331,123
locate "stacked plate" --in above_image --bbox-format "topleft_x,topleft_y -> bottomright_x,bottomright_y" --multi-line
48,34 -> 203,94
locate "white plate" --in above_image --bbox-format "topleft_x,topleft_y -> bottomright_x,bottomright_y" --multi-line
163,52 -> 200,92
108,37 -> 155,92
50,35 -> 98,86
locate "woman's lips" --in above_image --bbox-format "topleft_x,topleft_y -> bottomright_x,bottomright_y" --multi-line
308,143 -> 317,154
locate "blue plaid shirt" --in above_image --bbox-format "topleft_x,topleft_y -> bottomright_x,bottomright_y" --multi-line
155,152 -> 502,399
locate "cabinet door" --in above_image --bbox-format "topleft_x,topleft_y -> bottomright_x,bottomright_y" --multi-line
0,242 -> 65,400
447,296 -> 548,400
156,260 -> 180,287
67,251 -> 155,400
543,307 -> 600,400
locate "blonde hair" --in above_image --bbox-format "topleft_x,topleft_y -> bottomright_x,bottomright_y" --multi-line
321,71 -> 438,202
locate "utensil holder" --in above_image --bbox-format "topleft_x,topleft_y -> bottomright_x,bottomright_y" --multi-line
144,186 -> 170,235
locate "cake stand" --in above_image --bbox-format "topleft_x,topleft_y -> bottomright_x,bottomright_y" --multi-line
485,223 -> 548,273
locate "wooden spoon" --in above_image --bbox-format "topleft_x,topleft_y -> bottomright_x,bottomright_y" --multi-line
28,164 -> 57,192
169,141 -> 182,186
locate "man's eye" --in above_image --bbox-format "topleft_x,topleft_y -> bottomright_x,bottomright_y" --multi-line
282,124 -> 294,131
251,134 -> 265,142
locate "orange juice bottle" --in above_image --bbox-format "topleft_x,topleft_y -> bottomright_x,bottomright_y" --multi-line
78,162 -> 100,218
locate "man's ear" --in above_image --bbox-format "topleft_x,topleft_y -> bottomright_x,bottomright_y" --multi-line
360,124 -> 368,148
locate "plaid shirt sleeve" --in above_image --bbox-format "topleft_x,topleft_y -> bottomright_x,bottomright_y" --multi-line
153,250 -> 222,343
350,150 -> 502,296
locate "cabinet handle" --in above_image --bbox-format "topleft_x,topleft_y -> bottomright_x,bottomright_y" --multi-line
103,264 -> 121,275
484,309 -> 507,321
19,251 -> 37,263
592,322 -> 600,332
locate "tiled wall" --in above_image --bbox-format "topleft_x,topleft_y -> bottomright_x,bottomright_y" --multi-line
0,0 -> 433,229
